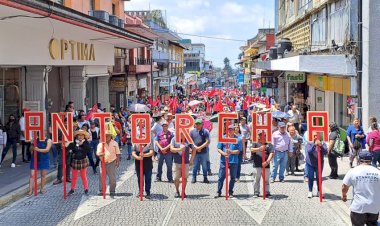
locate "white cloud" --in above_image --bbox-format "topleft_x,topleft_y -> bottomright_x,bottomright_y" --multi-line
221,2 -> 244,15
177,0 -> 210,9
169,16 -> 208,34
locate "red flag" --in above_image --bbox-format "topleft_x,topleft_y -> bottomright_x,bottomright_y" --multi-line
85,104 -> 98,121
242,100 -> 248,110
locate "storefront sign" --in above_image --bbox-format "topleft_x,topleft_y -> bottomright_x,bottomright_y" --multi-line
49,38 -> 95,61
110,80 -> 125,88
285,72 -> 305,83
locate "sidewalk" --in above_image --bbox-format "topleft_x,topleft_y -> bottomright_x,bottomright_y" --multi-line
0,151 -> 56,207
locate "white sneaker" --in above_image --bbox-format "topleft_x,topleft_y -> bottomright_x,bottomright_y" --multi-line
11,163 -> 16,168
308,192 -> 313,198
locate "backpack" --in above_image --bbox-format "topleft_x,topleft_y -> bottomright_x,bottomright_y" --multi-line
333,134 -> 345,157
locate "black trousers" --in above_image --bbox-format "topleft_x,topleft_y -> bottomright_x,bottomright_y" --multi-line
21,141 -> 31,161
56,144 -> 71,180
350,211 -> 379,226
328,153 -> 338,177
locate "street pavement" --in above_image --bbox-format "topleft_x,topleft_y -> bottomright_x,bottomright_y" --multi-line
0,125 -> 365,226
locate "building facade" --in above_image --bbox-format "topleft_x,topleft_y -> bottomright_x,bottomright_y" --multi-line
0,0 -> 153,123
255,0 -> 358,128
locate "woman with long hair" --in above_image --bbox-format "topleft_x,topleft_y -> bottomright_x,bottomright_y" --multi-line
28,132 -> 52,196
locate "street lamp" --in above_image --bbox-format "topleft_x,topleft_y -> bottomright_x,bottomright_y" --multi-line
150,46 -> 154,100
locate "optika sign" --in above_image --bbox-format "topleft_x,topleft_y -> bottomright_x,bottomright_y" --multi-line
49,38 -> 95,61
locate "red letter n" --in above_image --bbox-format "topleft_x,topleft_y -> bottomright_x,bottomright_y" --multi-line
51,112 -> 73,143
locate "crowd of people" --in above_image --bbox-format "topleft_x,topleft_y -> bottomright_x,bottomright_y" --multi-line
0,89 -> 379,225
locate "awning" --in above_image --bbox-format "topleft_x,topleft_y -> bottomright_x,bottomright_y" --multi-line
244,47 -> 258,56
254,55 -> 356,76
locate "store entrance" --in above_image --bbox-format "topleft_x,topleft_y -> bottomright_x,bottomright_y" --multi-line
0,68 -> 21,123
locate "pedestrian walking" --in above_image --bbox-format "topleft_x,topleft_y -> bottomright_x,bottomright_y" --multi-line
155,120 -> 174,182
271,122 -> 293,183
342,151 -> 380,226
305,131 -> 327,198
250,131 -> 274,197
346,118 -> 366,168
19,108 -> 31,163
170,136 -> 195,198
215,124 -> 242,198
28,133 -> 52,196
0,121 -> 7,164
132,139 -> 154,199
366,122 -> 380,167
287,105 -> 301,132
97,130 -> 121,197
286,126 -> 302,175
0,114 -> 21,168
190,119 -> 210,183
327,122 -> 341,179
67,130 -> 91,196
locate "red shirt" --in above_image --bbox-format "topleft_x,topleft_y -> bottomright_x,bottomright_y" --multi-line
113,121 -> 122,135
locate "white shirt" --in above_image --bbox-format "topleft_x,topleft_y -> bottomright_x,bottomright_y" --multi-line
19,116 -> 25,141
287,110 -> 300,124
343,165 -> 380,214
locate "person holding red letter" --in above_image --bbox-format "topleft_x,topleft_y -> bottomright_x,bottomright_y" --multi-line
97,130 -> 121,198
67,130 -> 91,196
215,124 -> 242,198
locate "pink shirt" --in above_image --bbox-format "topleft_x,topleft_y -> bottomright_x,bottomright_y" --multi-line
366,130 -> 380,152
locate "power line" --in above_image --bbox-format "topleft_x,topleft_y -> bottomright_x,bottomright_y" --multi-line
176,32 -> 246,42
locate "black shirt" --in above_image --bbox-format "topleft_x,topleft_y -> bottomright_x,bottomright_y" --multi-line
67,140 -> 91,160
251,142 -> 274,168
133,144 -> 153,172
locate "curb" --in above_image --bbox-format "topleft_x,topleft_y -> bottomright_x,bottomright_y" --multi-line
0,170 -> 56,209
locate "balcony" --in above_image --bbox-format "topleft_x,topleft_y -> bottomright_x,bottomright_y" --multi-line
135,57 -> 152,65
152,50 -> 169,62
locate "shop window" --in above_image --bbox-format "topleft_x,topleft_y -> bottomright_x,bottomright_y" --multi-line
0,68 -> 21,122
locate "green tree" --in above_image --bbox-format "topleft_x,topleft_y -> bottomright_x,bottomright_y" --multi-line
223,57 -> 233,77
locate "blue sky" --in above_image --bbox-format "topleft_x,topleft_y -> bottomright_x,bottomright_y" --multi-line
125,0 -> 274,68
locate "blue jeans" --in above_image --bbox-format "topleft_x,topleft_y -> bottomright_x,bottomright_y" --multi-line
193,152 -> 208,180
157,153 -> 173,181
137,169 -> 152,195
1,138 -> 18,164
217,162 -> 238,194
91,140 -> 100,168
237,153 -> 243,179
206,148 -> 211,172
304,162 -> 309,178
306,163 -> 323,192
271,151 -> 288,181
372,150 -> 380,167
127,144 -> 132,158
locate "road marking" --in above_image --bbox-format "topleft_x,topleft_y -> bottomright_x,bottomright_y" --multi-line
74,169 -> 135,221
233,174 -> 274,225
162,197 -> 179,226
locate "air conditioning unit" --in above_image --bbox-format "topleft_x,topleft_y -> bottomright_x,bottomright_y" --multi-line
109,15 -> 119,26
118,19 -> 125,29
89,10 -> 109,23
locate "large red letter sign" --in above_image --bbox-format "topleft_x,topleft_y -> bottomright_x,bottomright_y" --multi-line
251,112 -> 272,143
307,111 -> 329,141
175,114 -> 195,144
93,113 -> 112,142
131,114 -> 151,144
25,111 -> 45,141
218,112 -> 238,143
51,112 -> 73,143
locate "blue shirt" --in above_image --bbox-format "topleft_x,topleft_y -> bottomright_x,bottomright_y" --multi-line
217,135 -> 242,164
189,128 -> 210,154
346,124 -> 366,148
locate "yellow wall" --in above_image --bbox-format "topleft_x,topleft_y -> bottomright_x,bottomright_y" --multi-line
307,74 -> 351,96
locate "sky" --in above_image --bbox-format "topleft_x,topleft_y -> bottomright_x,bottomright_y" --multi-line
124,0 -> 275,68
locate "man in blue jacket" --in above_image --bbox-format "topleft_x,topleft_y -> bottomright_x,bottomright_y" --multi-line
215,124 -> 242,198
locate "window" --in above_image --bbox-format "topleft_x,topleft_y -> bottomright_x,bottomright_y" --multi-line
329,0 -> 349,45
298,0 -> 312,16
311,7 -> 327,50
89,0 -> 95,11
112,4 -> 115,15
